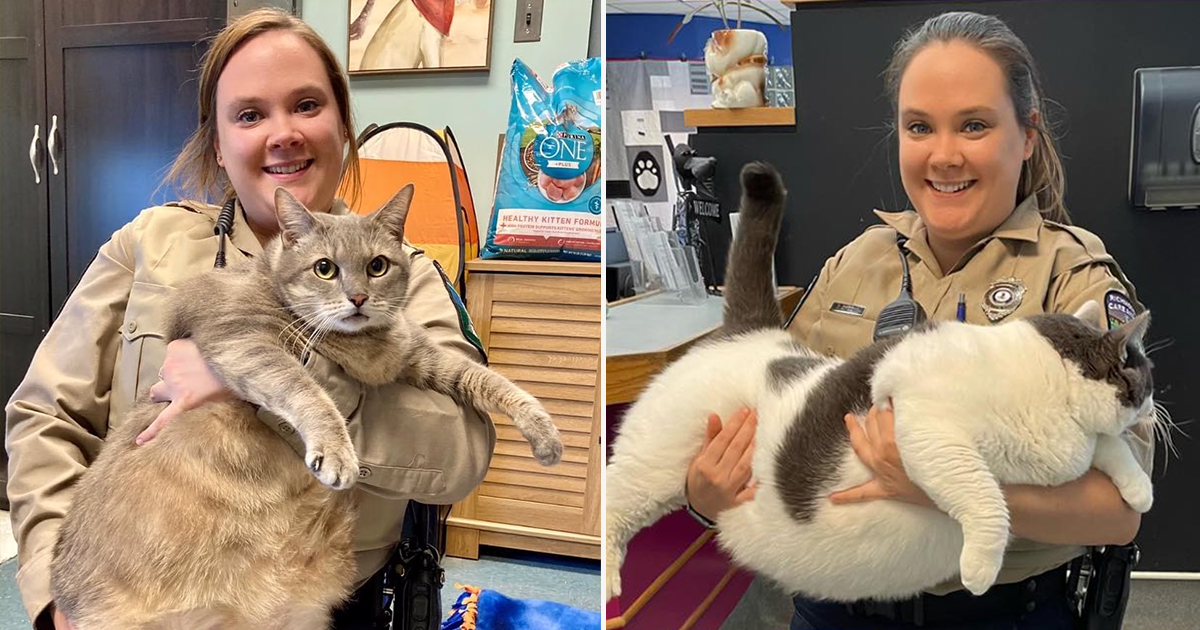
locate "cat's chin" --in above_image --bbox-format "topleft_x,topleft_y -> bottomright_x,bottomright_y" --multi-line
335,314 -> 375,333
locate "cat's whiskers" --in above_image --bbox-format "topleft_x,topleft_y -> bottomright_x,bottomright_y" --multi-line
277,320 -> 309,354
278,310 -> 320,347
278,309 -> 328,355
1144,338 -> 1174,356
300,305 -> 340,359
1147,399 -> 1185,470
372,298 -> 409,327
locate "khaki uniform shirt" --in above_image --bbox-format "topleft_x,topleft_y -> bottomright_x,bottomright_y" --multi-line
5,200 -> 496,624
786,195 -> 1153,594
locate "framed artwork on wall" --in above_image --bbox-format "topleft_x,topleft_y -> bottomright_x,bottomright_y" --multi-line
348,0 -> 495,75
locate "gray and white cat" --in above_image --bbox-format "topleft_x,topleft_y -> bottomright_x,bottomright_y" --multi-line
604,163 -> 1155,603
51,186 -> 562,630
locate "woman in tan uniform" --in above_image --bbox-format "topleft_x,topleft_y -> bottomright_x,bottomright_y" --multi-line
685,11 -> 1152,630
4,10 -> 494,630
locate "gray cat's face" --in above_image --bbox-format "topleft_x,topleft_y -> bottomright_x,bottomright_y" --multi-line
269,185 -> 414,334
1028,305 -> 1154,430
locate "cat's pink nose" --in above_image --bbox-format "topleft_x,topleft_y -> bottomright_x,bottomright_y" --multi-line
348,294 -> 368,308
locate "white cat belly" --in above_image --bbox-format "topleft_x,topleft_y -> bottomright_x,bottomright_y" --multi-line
719,465 -> 963,601
718,368 -> 963,601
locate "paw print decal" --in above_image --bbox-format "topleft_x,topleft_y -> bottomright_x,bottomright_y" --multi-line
633,151 -> 661,197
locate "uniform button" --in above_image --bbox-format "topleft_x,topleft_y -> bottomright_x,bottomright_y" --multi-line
277,421 -> 294,435
1026,579 -> 1037,593
358,466 -> 372,479
1025,601 -> 1036,613
126,321 -> 137,333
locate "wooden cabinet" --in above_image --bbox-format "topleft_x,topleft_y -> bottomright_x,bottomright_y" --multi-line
446,259 -> 602,560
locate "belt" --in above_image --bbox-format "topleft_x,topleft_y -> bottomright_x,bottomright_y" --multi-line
846,562 -> 1074,627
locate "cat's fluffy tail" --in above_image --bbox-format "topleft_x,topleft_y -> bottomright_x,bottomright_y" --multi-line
721,162 -> 787,336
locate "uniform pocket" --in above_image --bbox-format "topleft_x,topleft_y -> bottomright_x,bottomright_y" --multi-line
353,462 -> 447,497
113,282 -> 173,412
809,311 -> 877,358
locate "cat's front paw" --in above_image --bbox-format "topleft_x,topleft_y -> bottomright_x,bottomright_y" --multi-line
517,408 -> 563,466
1115,473 -> 1154,513
605,545 -> 624,600
306,431 -> 359,490
959,545 -> 1004,596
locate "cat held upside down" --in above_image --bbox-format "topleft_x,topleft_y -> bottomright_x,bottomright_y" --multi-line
605,162 -> 1156,603
51,185 -> 562,630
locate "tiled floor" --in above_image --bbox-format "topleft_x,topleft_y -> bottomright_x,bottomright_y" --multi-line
719,574 -> 1200,630
0,510 -> 599,627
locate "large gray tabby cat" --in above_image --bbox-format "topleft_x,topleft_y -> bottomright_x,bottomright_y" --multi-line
51,186 -> 562,630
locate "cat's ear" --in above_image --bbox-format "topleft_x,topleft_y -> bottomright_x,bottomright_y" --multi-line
274,187 -> 316,246
371,184 -> 414,242
1071,300 -> 1105,329
1106,310 -> 1151,361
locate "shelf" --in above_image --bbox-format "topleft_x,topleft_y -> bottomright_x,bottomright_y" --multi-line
683,107 -> 795,128
465,259 -> 601,276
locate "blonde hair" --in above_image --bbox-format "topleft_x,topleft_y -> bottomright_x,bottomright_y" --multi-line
164,8 -> 361,206
884,11 -> 1071,224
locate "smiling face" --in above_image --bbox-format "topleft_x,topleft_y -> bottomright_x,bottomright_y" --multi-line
214,29 -> 347,237
897,40 -> 1036,265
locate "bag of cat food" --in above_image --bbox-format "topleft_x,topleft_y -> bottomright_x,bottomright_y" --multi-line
482,58 -> 602,262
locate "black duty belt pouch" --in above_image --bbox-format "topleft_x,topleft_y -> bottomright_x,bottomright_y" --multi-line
1076,543 -> 1139,630
392,501 -> 446,630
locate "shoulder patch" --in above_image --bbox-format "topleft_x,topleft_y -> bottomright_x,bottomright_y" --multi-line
432,260 -> 487,364
1105,290 -> 1136,330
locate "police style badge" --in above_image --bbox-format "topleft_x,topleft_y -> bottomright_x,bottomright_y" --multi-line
981,278 -> 1026,322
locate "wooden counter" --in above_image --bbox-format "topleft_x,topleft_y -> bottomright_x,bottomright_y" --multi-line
605,287 -> 802,405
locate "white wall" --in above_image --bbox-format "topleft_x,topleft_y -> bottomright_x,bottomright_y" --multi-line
303,0 -> 593,237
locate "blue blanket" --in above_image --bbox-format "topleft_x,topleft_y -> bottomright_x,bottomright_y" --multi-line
441,584 -> 601,630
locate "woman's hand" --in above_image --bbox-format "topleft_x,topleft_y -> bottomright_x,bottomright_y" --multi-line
829,404 -> 935,508
685,407 -> 758,521
136,339 -> 232,444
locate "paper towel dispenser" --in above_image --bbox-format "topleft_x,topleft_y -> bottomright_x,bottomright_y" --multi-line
1129,66 -> 1200,210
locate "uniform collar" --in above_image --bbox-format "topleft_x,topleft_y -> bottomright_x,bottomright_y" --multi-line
871,194 -> 1043,244
872,195 -> 1044,275
228,199 -> 262,257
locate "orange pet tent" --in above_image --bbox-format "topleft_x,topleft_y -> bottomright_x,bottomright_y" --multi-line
341,122 -> 480,295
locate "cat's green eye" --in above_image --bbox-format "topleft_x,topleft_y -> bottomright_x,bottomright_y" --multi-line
313,259 -> 338,280
367,256 -> 390,277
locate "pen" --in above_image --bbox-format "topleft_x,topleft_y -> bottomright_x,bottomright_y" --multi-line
956,293 -> 966,322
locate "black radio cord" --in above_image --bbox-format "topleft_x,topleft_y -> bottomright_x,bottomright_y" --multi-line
214,197 -> 236,268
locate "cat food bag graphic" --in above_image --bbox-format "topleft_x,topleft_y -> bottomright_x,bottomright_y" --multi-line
483,57 -> 602,261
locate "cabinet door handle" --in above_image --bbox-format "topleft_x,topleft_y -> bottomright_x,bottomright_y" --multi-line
48,114 -> 61,175
29,124 -> 42,184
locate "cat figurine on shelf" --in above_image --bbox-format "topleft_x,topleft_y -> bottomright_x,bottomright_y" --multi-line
51,185 -> 562,630
605,162 -> 1155,603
